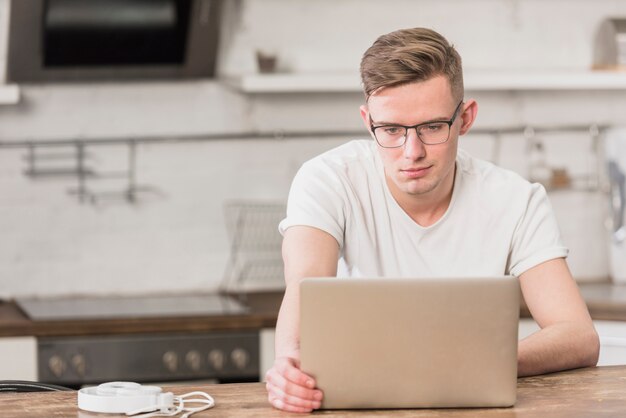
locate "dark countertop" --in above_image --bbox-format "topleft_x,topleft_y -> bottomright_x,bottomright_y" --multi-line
3,366 -> 626,417
2,282 -> 626,338
520,282 -> 626,321
0,291 -> 284,338
574,283 -> 626,321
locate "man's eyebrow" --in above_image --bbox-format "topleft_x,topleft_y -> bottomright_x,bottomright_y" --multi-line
370,116 -> 450,126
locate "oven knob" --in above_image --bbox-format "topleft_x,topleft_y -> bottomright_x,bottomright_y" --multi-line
162,351 -> 179,373
231,348 -> 249,370
71,354 -> 86,377
208,349 -> 225,371
185,350 -> 202,372
48,355 -> 66,378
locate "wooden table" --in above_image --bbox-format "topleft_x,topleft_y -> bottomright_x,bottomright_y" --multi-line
3,366 -> 626,417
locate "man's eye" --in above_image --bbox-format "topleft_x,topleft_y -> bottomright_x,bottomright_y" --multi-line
383,126 -> 403,135
424,123 -> 444,132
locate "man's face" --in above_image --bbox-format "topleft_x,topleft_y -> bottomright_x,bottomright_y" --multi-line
361,75 -> 469,201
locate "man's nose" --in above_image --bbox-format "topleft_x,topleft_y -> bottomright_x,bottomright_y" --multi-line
403,128 -> 426,159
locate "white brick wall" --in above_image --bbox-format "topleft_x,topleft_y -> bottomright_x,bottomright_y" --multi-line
220,0 -> 624,75
0,131 -> 612,298
0,1 -> 624,297
0,138 -> 346,298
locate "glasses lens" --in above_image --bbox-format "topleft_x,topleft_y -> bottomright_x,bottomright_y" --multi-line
417,122 -> 450,144
374,126 -> 406,147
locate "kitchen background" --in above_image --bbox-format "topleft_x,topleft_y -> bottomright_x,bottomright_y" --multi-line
1,0 -> 625,298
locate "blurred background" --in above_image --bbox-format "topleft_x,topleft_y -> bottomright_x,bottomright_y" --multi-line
2,0 -> 626,297
2,0 -> 626,388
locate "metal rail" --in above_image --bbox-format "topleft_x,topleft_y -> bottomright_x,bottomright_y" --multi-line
0,123 -> 609,204
0,124 -> 608,148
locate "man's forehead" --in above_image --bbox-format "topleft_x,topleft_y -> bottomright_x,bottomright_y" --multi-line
366,82 -> 456,123
367,76 -> 452,100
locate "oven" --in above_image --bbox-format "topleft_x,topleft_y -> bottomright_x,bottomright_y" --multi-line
37,332 -> 259,387
7,0 -> 222,82
16,294 -> 261,388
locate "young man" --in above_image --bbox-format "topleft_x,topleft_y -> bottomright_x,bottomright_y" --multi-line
265,27 -> 599,413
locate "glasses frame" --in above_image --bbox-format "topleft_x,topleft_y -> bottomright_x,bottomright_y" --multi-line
369,99 -> 465,148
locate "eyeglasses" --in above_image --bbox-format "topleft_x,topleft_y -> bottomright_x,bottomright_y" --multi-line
369,100 -> 464,148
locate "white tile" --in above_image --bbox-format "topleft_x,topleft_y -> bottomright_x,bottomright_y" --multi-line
4,0 -> 626,296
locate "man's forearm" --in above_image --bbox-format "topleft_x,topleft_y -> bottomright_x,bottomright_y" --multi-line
274,283 -> 302,360
517,321 -> 599,377
275,227 -> 340,361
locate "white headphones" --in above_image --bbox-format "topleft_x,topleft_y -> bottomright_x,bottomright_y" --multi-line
78,382 -> 214,417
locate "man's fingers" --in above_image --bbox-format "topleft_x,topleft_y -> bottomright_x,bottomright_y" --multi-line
266,368 -> 322,401
268,394 -> 314,414
268,382 -> 321,410
265,357 -> 324,412
276,358 -> 316,389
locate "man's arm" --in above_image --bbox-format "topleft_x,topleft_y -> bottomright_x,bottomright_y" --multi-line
518,257 -> 599,377
265,226 -> 339,413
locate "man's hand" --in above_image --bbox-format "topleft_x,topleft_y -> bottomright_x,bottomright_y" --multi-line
265,356 -> 323,413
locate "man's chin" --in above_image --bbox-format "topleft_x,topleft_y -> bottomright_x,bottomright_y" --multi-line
387,174 -> 436,197
401,180 -> 436,196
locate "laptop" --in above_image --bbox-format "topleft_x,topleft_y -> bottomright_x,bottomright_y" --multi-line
299,276 -> 520,409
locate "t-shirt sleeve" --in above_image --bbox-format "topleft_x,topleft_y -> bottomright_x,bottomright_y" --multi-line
278,160 -> 347,248
508,183 -> 569,277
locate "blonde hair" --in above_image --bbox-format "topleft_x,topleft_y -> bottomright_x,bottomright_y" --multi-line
360,27 -> 463,101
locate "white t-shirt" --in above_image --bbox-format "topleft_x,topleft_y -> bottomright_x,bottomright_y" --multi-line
279,140 -> 568,278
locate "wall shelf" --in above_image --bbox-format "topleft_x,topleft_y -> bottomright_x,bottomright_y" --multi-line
229,73 -> 361,94
467,70 -> 626,91
231,70 -> 626,94
0,84 -> 20,104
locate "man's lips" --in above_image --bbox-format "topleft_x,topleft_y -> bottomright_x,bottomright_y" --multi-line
401,166 -> 432,178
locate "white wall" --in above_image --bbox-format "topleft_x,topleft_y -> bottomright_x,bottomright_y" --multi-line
0,137 -> 346,297
5,1 -> 626,140
1,1 -> 624,297
220,0 -> 620,75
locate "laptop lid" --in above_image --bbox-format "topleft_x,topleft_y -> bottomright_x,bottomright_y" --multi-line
300,277 -> 520,409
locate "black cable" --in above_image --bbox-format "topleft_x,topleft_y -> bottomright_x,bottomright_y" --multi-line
0,380 -> 72,392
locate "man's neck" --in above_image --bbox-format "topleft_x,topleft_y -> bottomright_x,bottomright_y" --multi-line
387,165 -> 456,227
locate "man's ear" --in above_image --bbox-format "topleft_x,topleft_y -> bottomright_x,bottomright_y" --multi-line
459,99 -> 478,135
360,105 -> 375,138
359,104 -> 369,126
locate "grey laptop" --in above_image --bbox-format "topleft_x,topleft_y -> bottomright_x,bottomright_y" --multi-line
300,277 -> 520,409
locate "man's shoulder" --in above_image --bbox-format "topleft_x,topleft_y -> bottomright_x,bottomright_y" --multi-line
454,150 -> 549,226
302,139 -> 378,174
457,148 -> 531,191
309,139 -> 375,162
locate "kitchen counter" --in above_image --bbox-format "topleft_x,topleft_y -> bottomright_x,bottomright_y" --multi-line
519,282 -> 626,321
3,282 -> 626,338
3,365 -> 626,417
0,292 -> 284,337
